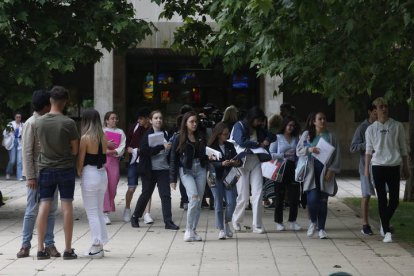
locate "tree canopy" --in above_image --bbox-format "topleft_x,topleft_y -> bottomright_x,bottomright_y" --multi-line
0,0 -> 152,110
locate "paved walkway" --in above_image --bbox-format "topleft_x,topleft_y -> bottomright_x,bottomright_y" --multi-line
0,177 -> 412,276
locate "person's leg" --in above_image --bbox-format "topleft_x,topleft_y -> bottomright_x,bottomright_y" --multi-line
21,187 -> 39,249
274,181 -> 286,224
180,168 -> 199,231
104,157 -> 120,213
384,166 -> 400,232
6,143 -> 17,176
179,180 -> 188,206
61,200 -> 74,252
36,201 -> 52,252
288,182 -> 300,222
16,148 -> 23,179
232,166 -> 250,226
156,170 -> 173,223
250,160 -> 264,228
372,166 -> 389,232
44,189 -> 58,248
211,182 -> 224,230
307,189 -> 319,224
192,163 -> 206,230
317,192 -> 329,230
125,163 -> 138,209
132,174 -> 156,219
224,186 -> 237,225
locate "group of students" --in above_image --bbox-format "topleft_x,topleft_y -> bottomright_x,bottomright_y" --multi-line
15,86 -> 407,261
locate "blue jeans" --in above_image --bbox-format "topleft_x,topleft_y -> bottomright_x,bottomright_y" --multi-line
179,160 -> 207,231
307,159 -> 329,230
21,186 -> 58,248
127,162 -> 139,188
6,140 -> 22,179
211,180 -> 237,230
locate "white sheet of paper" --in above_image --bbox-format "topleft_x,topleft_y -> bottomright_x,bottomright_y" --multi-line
250,147 -> 269,154
148,132 -> 165,147
312,137 -> 335,165
206,146 -> 222,159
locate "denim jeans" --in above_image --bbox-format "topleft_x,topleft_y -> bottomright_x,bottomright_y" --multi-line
179,160 -> 207,231
21,185 -> 58,248
307,159 -> 329,230
6,139 -> 22,179
211,180 -> 237,230
81,165 -> 109,245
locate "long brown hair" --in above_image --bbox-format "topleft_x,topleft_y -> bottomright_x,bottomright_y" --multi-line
208,122 -> 229,146
177,111 -> 202,153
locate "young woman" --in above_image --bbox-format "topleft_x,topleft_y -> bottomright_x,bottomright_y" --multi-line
296,112 -> 340,239
170,111 -> 208,242
221,105 -> 239,132
77,109 -> 108,258
208,122 -> 240,239
103,111 -> 126,224
4,112 -> 24,180
231,106 -> 275,234
269,116 -> 301,231
130,110 -> 179,230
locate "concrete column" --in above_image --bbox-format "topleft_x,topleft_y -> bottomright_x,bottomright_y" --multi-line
263,75 -> 283,117
94,49 -> 114,121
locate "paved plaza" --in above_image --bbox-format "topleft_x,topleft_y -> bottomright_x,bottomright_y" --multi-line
0,177 -> 412,276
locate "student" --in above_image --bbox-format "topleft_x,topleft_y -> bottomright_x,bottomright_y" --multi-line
207,122 -> 239,239
4,112 -> 24,180
230,106 -> 275,234
35,86 -> 79,260
17,90 -> 60,258
365,97 -> 410,243
271,116 -> 301,231
102,111 -> 126,224
296,112 -> 340,239
123,108 -> 153,224
350,103 -> 377,235
131,110 -> 179,230
170,111 -> 208,242
77,109 -> 108,258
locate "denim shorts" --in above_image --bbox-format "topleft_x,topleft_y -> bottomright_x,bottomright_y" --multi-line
38,168 -> 76,201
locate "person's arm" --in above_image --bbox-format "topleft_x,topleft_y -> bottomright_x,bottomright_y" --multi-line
398,123 -> 410,179
22,120 -> 36,189
364,127 -> 374,177
232,122 -> 259,149
70,139 -> 79,156
169,134 -> 180,185
115,130 -> 126,157
326,133 -> 341,182
77,136 -> 87,176
350,125 -> 365,154
140,131 -> 165,156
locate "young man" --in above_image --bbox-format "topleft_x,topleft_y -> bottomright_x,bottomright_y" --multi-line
350,103 -> 377,235
17,90 -> 60,258
35,86 -> 79,259
123,107 -> 152,223
365,97 -> 410,243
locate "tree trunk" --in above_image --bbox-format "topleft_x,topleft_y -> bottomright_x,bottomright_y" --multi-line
403,84 -> 414,201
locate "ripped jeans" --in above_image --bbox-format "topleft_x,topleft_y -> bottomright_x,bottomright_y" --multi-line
179,159 -> 207,231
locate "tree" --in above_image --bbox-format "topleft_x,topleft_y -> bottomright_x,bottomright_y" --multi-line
154,0 -> 414,200
0,0 -> 152,112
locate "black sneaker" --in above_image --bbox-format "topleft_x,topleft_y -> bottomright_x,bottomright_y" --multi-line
131,216 -> 140,228
63,249 -> 77,260
37,250 -> 50,260
361,224 -> 374,235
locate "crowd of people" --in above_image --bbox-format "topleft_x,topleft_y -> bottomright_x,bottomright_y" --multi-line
0,85 -> 409,260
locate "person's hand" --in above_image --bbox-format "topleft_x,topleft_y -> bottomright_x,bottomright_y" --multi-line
107,140 -> 116,150
284,149 -> 295,157
208,155 -> 217,161
127,147 -> 134,154
164,143 -> 172,150
402,165 -> 410,180
324,170 -> 335,182
308,147 -> 320,154
26,179 -> 37,190
170,182 -> 177,190
222,160 -> 231,166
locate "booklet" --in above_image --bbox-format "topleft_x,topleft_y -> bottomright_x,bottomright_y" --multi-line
206,146 -> 222,159
105,131 -> 121,148
312,137 -> 335,165
148,132 -> 165,147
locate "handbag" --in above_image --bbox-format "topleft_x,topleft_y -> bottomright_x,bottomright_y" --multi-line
295,156 -> 308,182
207,164 -> 217,188
223,167 -> 241,190
261,159 -> 286,182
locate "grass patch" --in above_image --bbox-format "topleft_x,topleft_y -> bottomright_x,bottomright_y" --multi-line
343,198 -> 414,246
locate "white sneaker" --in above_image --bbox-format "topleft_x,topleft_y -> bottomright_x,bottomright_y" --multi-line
307,223 -> 316,237
224,223 -> 233,238
123,208 -> 131,222
84,245 -> 104,258
252,227 -> 265,234
183,230 -> 194,242
143,213 -> 154,224
103,213 -> 111,225
218,230 -> 226,240
380,226 -> 385,237
193,231 -> 202,241
319,229 -> 328,239
383,232 -> 392,243
5,174 -> 10,180
233,222 -> 241,231
19,177 -> 25,181
276,223 -> 285,231
289,222 -> 302,231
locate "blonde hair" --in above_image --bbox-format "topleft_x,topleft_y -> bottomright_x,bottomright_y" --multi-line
268,114 -> 283,131
222,105 -> 238,123
81,109 -> 105,142
372,97 -> 387,107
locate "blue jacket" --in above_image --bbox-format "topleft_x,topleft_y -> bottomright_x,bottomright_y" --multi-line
231,121 -> 275,149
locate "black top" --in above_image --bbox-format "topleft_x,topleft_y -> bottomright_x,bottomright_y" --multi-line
84,140 -> 106,169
